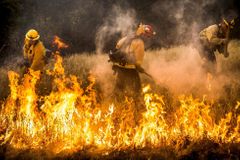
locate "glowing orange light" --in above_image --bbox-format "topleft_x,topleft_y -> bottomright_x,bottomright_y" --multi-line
52,36 -> 69,50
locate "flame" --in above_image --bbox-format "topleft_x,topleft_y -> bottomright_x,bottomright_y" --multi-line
52,36 -> 69,50
0,54 -> 239,157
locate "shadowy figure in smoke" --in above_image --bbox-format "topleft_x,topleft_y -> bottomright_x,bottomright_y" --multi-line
198,18 -> 240,74
108,23 -> 155,105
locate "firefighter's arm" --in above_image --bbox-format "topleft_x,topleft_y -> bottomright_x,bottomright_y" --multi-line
23,46 -> 28,59
23,42 -> 31,67
31,42 -> 46,70
23,40 -> 29,59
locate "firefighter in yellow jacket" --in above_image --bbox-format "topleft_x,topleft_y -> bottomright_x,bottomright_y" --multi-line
23,29 -> 46,72
198,19 -> 231,73
109,23 -> 155,99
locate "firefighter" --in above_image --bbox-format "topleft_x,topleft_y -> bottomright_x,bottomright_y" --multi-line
198,19 -> 231,74
109,23 -> 156,101
23,29 -> 46,72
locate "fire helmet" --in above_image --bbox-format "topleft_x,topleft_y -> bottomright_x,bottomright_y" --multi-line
25,29 -> 40,41
136,23 -> 156,36
222,18 -> 236,28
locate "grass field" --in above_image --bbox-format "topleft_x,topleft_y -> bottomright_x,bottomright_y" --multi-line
0,41 -> 240,159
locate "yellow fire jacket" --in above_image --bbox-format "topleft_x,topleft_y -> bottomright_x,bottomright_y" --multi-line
199,24 -> 226,46
116,35 -> 145,67
23,40 -> 46,71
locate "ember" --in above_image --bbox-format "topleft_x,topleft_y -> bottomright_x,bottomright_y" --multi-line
52,36 -> 69,50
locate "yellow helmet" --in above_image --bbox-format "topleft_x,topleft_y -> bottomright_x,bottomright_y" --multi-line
25,29 -> 40,41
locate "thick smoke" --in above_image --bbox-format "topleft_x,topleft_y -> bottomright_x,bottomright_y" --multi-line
143,44 -> 240,99
92,1 -> 240,99
2,0 -> 239,61
150,0 -> 238,46
95,5 -> 137,54
93,5 -> 138,96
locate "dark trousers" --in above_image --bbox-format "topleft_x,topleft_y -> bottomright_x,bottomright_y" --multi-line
113,66 -> 145,123
112,66 -> 142,106
199,41 -> 218,74
114,67 -> 141,97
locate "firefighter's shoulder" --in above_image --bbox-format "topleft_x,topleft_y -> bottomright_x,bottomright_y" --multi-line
205,24 -> 219,33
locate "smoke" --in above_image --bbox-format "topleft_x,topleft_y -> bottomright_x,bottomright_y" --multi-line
145,45 -> 203,94
62,40 -> 240,100
116,0 -> 235,99
91,55 -> 115,97
95,5 -> 137,54
150,0 -> 239,46
142,45 -> 238,99
93,1 -> 240,99
93,5 -> 137,96
1,0 -> 239,63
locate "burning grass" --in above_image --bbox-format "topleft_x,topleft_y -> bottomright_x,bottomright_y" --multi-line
0,44 -> 240,159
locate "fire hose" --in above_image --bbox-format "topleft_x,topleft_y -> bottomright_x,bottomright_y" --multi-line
108,50 -> 155,80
